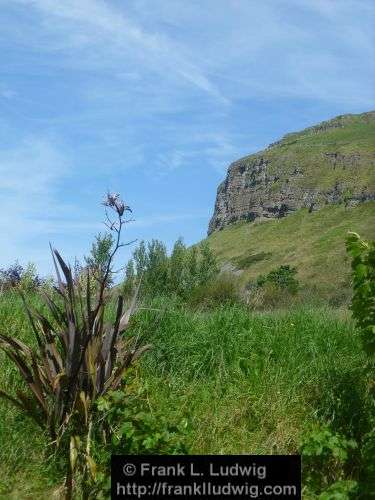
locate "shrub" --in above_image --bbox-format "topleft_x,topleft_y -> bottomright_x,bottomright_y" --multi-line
246,282 -> 298,310
346,232 -> 375,498
92,384 -> 188,497
0,261 -> 24,288
346,232 -> 375,357
300,424 -> 358,496
188,273 -> 240,308
233,251 -> 272,269
0,261 -> 42,291
97,386 -> 188,455
255,265 -> 299,293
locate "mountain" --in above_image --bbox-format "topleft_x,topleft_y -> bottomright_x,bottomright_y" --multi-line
206,111 -> 375,300
208,111 -> 375,235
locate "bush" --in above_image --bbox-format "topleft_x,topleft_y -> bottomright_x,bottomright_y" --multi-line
246,282 -> 298,310
300,424 -> 358,497
93,384 -> 188,497
346,232 -> 375,498
188,273 -> 240,308
96,386 -> 188,455
346,232 -> 375,357
255,265 -> 299,293
0,261 -> 42,291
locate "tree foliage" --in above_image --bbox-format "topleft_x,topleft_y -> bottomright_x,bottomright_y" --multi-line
346,232 -> 375,357
125,238 -> 218,299
85,232 -> 115,285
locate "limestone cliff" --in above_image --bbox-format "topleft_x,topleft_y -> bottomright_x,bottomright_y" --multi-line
208,111 -> 375,234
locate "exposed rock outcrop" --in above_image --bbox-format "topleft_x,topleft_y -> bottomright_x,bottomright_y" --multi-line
208,111 -> 375,234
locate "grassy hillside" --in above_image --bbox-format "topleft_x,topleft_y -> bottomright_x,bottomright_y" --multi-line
244,110 -> 375,191
207,201 -> 375,298
209,110 -> 375,234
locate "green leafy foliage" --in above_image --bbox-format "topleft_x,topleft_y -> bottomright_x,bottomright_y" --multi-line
169,237 -> 189,296
300,425 -> 358,497
318,480 -> 358,500
188,273 -> 240,309
233,251 -> 272,269
358,428 -> 375,498
125,238 -> 219,299
0,261 -> 43,292
97,387 -> 188,455
198,241 -> 219,284
93,384 -> 188,497
346,232 -> 375,356
85,232 -> 115,286
254,265 -> 299,293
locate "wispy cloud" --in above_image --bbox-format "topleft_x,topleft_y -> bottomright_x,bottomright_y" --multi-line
0,136 -> 71,263
4,0 -> 375,107
12,0 -> 228,104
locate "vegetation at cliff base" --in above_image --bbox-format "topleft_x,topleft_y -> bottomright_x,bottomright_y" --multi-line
208,201 -> 375,304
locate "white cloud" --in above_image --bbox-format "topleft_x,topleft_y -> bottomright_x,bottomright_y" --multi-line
0,137 -> 71,263
0,138 -> 65,195
11,0 -> 228,103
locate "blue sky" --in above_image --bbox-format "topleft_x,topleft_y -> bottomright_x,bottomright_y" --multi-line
0,0 -> 374,275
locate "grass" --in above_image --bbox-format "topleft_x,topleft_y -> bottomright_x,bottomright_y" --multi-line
207,201 -> 375,300
236,110 -> 375,190
0,290 -> 369,497
0,292 -> 61,499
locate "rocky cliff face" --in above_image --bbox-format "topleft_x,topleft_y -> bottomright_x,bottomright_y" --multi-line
208,111 -> 375,234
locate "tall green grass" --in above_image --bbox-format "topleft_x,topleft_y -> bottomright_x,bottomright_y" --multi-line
131,302 -> 366,454
0,291 -> 368,497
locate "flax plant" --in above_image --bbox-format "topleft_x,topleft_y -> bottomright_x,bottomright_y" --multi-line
0,194 -> 149,498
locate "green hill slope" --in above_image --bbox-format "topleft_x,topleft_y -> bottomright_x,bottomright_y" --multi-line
208,111 -> 375,234
207,111 -> 375,301
207,201 -> 375,299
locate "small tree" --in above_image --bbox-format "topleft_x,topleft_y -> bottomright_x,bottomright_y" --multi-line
85,232 -> 115,286
122,259 -> 136,298
146,239 -> 169,295
125,238 -> 219,299
169,237 -> 187,296
198,241 -> 219,285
